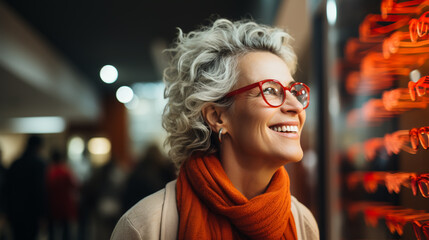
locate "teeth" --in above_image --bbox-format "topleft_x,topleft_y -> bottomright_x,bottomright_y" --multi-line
270,125 -> 298,133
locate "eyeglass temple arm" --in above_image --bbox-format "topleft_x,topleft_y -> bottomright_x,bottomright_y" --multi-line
225,82 -> 260,98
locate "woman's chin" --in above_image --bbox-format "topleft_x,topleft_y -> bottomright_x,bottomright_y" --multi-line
281,149 -> 304,164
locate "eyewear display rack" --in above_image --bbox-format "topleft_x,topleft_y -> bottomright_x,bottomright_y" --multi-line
334,0 -> 429,239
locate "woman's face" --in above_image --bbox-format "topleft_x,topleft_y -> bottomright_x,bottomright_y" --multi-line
224,51 -> 306,168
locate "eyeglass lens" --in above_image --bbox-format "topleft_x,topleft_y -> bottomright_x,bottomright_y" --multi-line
419,128 -> 429,149
411,129 -> 420,150
419,179 -> 429,198
412,176 -> 429,198
261,81 -> 309,107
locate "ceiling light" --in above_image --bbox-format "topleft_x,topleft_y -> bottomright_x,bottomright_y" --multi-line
8,116 -> 66,133
326,0 -> 337,26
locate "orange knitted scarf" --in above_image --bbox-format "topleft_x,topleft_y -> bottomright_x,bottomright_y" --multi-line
176,154 -> 297,240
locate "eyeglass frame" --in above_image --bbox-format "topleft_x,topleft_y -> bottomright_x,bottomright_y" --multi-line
385,211 -> 429,236
225,79 -> 310,109
385,172 -> 417,194
410,128 -> 421,150
411,173 -> 429,198
409,127 -> 429,150
409,76 -> 429,101
413,219 -> 429,240
418,127 -> 429,149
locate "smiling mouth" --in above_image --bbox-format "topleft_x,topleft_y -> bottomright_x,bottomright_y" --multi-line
269,125 -> 299,133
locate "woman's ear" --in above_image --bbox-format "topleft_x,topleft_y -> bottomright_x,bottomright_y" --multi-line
201,103 -> 228,133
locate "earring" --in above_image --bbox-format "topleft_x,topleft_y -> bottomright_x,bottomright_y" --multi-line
218,128 -> 223,143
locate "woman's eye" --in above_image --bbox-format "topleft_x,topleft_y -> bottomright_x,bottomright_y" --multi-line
263,87 -> 278,95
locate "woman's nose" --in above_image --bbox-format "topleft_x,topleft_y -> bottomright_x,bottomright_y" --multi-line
280,91 -> 305,113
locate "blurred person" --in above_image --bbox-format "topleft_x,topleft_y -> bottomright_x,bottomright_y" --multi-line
112,18 -> 319,239
68,148 -> 91,185
46,149 -> 78,240
4,135 -> 47,240
122,143 -> 175,212
82,158 -> 126,240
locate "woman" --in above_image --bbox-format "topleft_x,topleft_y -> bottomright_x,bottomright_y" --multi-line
111,18 -> 319,240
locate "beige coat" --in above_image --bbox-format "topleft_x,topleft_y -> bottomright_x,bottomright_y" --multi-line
111,180 -> 320,240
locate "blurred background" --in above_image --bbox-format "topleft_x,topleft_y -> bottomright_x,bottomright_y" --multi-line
2,0 -> 429,239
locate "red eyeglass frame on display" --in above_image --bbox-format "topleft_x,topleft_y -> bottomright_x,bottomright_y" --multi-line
410,127 -> 429,150
359,14 -> 411,42
411,173 -> 429,198
385,172 -> 417,194
413,219 -> 429,240
411,128 -> 421,150
418,127 -> 429,149
364,205 -> 408,227
225,79 -> 310,109
409,76 -> 429,101
381,0 -> 429,19
385,211 -> 429,236
409,10 -> 429,42
363,172 -> 388,193
347,201 -> 429,239
382,31 -> 429,59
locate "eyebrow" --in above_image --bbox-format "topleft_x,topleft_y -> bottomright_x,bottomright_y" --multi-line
287,80 -> 297,87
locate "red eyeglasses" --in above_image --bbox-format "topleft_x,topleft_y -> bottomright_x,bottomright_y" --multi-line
410,127 -> 429,150
411,173 -> 429,198
409,76 -> 429,101
413,219 -> 429,240
225,79 -> 310,109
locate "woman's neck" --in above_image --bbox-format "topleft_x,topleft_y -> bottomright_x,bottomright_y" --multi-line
220,147 -> 278,200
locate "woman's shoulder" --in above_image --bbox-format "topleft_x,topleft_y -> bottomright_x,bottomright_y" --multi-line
110,180 -> 178,240
290,196 -> 320,240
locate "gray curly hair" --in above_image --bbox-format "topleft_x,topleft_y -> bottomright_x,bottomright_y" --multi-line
162,18 -> 297,168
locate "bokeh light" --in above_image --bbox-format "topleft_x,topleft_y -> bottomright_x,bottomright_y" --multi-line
99,65 -> 118,84
326,0 -> 337,26
67,136 -> 85,161
116,86 -> 134,103
88,137 -> 111,155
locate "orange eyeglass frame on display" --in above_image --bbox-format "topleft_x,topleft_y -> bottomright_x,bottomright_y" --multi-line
347,201 -> 429,239
385,211 -> 429,236
361,52 -> 424,77
410,11 -> 429,42
381,0 -> 429,18
346,131 -> 415,163
346,171 -> 429,196
363,172 -> 388,193
359,14 -> 411,43
385,172 -> 417,194
409,76 -> 429,101
383,88 -> 428,111
384,130 -> 417,156
410,127 -> 429,150
413,219 -> 429,240
410,173 -> 429,198
363,205 -> 404,227
382,31 -> 429,58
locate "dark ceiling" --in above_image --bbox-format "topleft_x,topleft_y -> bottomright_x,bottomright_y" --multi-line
4,0 -> 280,95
